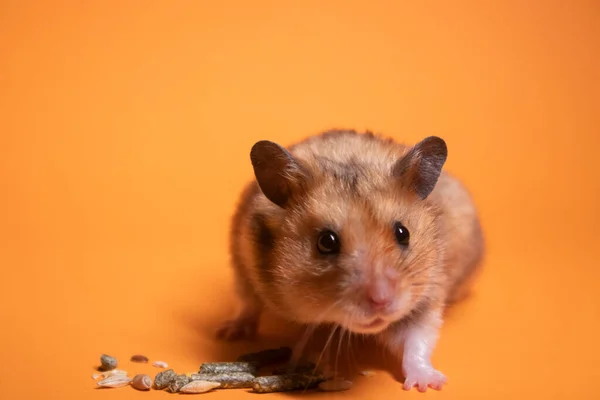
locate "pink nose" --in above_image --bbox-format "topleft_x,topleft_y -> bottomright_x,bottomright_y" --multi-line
366,285 -> 393,310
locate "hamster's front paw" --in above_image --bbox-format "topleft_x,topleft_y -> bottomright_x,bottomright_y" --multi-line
216,316 -> 258,341
402,363 -> 447,392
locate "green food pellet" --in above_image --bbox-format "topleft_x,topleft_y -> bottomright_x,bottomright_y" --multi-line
190,372 -> 255,388
168,374 -> 192,393
251,373 -> 324,393
199,361 -> 259,375
154,369 -> 176,390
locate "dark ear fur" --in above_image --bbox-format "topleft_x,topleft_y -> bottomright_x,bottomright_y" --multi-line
392,136 -> 448,199
250,140 -> 308,208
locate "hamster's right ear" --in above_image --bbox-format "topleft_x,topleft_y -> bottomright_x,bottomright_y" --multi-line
250,140 -> 310,208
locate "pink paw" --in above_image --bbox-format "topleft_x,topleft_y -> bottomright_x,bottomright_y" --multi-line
216,318 -> 257,341
402,366 -> 447,392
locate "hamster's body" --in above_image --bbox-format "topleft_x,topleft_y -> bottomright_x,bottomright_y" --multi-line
219,130 -> 484,392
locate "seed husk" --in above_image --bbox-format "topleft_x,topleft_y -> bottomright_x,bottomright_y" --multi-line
130,354 -> 149,363
92,369 -> 128,380
180,380 -> 221,394
168,374 -> 192,393
251,373 -> 324,393
237,347 -> 292,367
199,361 -> 259,375
318,378 -> 353,392
96,374 -> 132,388
359,370 -> 376,377
99,354 -> 118,371
153,360 -> 168,368
190,372 -> 255,389
131,374 -> 152,391
154,369 -> 177,390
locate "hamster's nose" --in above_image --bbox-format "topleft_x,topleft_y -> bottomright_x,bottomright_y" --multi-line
366,283 -> 394,310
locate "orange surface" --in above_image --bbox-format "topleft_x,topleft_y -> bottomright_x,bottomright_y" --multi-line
1,1 -> 599,399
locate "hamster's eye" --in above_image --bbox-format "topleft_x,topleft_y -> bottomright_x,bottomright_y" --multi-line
317,230 -> 340,254
394,222 -> 410,246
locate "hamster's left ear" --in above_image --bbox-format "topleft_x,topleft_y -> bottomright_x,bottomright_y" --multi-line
392,136 -> 447,199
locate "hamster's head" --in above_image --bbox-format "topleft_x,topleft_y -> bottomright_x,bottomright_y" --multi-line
249,134 -> 447,334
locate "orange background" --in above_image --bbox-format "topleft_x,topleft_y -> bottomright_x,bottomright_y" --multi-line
1,1 -> 599,399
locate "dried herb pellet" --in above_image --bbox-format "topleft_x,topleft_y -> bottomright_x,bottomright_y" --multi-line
251,373 -> 324,393
199,361 -> 259,375
154,368 -> 176,390
130,354 -> 149,363
131,374 -> 152,391
99,354 -> 118,371
180,380 -> 221,394
190,372 -> 256,389
237,347 -> 292,367
168,374 -> 192,393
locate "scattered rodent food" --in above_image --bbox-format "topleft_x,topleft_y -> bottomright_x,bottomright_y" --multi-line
91,347 -> 361,394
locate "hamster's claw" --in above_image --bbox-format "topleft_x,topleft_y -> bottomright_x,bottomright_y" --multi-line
216,318 -> 257,341
402,366 -> 447,392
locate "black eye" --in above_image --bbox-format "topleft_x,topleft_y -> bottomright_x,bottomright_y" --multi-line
317,230 -> 340,254
394,222 -> 410,245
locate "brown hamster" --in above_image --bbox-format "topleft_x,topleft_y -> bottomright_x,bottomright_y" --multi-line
218,129 -> 484,392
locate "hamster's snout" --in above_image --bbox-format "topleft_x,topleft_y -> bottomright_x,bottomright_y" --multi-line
365,276 -> 396,312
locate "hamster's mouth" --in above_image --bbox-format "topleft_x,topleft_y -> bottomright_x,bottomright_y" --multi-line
348,317 -> 388,334
359,318 -> 385,329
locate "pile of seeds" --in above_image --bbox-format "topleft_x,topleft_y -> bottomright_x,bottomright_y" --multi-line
93,347 -> 361,394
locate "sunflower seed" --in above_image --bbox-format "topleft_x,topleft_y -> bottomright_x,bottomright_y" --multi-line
130,354 -> 149,363
153,360 -> 168,368
131,374 -> 152,391
96,374 -> 132,388
99,354 -> 118,371
92,369 -> 128,380
180,380 -> 221,393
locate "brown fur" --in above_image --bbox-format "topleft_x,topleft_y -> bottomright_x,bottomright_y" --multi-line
227,129 -> 484,335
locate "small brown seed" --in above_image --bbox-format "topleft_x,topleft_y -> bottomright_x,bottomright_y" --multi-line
153,360 -> 168,368
180,380 -> 221,394
318,378 -> 353,392
130,354 -> 149,363
154,369 -> 177,390
131,374 -> 152,391
97,374 -> 132,388
99,354 -> 118,371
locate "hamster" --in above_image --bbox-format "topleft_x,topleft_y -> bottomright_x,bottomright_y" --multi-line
218,129 -> 484,392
